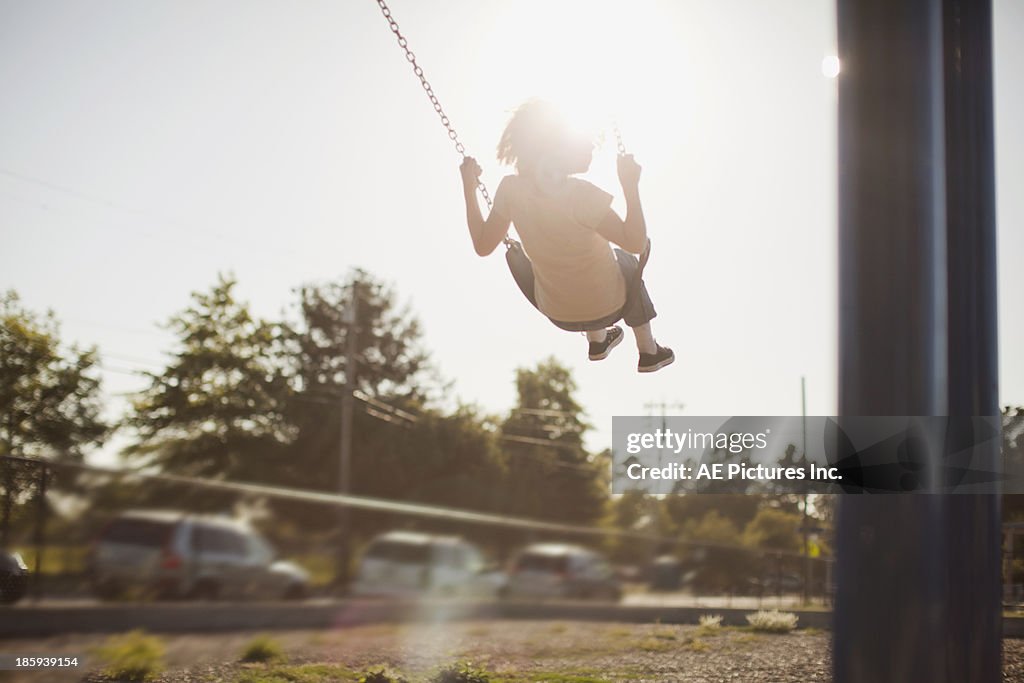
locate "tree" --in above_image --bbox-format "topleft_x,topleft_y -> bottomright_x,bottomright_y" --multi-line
678,509 -> 749,592
742,506 -> 803,553
122,274 -> 291,510
273,270 -> 442,516
0,291 -> 107,543
0,291 -> 106,460
499,358 -> 607,526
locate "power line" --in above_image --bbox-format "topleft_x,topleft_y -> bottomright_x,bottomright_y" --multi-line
0,453 -> 829,562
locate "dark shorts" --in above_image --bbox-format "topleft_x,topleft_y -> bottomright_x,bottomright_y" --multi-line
509,247 -> 658,332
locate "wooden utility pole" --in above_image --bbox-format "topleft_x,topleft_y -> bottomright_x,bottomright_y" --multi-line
337,287 -> 358,588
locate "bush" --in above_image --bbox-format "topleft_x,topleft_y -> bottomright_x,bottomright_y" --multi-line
745,610 -> 799,633
432,662 -> 491,683
93,630 -> 166,682
240,634 -> 285,663
698,614 -> 723,630
361,669 -> 409,683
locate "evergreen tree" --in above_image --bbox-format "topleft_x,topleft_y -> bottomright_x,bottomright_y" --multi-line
122,274 -> 290,509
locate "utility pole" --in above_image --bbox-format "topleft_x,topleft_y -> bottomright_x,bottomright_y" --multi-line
337,286 -> 358,589
834,0 -> 1000,679
800,377 -> 810,606
643,400 -> 684,555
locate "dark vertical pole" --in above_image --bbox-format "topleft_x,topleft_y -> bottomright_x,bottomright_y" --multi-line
835,0 -> 949,681
337,286 -> 358,589
0,457 -> 11,548
801,377 -> 809,605
942,0 -> 1001,678
32,465 -> 47,601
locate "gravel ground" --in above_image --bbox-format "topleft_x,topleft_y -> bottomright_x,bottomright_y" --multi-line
2,621 -> 1023,682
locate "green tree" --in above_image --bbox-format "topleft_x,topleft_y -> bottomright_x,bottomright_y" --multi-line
1,291 -> 107,542
678,509 -> 749,592
742,506 -> 803,553
122,275 -> 290,509
499,358 -> 607,526
272,270 -> 443,530
606,489 -> 671,563
0,291 -> 106,460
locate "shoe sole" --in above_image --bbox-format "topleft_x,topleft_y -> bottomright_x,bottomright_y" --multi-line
638,352 -> 675,373
589,329 -> 623,361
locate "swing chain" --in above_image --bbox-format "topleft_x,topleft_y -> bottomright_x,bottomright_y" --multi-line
611,118 -> 626,156
375,0 -> 493,211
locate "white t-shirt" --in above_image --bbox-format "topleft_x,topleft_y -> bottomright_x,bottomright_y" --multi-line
492,174 -> 627,322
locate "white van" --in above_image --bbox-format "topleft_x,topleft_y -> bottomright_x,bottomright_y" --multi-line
350,530 -> 500,598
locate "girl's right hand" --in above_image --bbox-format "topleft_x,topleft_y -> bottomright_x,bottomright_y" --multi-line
460,157 -> 482,186
617,154 -> 642,190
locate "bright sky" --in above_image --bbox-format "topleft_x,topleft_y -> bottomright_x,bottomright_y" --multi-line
0,0 -> 1021,465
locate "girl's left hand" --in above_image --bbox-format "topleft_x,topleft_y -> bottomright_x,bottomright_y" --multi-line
460,157 -> 482,185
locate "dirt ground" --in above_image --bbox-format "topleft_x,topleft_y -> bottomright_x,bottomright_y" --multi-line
1,621 -> 1021,682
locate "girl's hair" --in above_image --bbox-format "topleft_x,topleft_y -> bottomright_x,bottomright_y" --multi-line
497,99 -> 573,173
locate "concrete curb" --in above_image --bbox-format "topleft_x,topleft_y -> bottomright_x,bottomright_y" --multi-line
2,600 -> 1021,638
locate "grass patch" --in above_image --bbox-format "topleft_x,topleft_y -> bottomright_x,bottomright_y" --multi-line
431,661 -> 492,683
745,610 -> 799,633
92,630 -> 166,682
14,545 -> 90,575
360,668 -> 409,683
698,614 -> 723,630
240,635 -> 286,664
235,663 -> 359,683
494,675 -> 613,683
684,638 -> 710,652
634,637 -> 677,653
651,625 -> 678,641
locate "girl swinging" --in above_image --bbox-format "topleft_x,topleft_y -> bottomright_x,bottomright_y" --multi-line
459,99 -> 674,373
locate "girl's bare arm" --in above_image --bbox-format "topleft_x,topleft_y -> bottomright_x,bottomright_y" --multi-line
461,157 -> 511,256
595,155 -> 647,253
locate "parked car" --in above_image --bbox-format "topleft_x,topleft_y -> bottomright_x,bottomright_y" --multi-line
88,510 -> 309,601
501,543 -> 621,602
0,550 -> 29,604
350,530 -> 501,598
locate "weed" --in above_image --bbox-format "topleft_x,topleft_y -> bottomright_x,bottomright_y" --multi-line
432,661 -> 492,683
745,610 -> 799,633
240,635 -> 285,664
92,630 -> 166,682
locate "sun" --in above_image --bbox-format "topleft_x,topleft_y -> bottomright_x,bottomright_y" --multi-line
485,0 -> 658,146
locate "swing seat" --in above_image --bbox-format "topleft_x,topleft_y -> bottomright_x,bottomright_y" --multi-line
505,238 -> 652,332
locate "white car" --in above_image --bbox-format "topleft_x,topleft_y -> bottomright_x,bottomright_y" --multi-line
351,531 -> 501,598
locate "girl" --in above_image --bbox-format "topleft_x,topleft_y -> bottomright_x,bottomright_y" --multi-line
460,99 -> 673,373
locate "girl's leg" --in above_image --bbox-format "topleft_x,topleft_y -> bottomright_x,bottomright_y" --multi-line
586,329 -> 607,343
631,322 -> 658,355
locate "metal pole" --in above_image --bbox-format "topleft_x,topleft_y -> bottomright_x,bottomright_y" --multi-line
834,0 -> 949,681
32,465 -> 47,601
337,285 -> 358,589
801,377 -> 809,605
941,0 -> 1001,677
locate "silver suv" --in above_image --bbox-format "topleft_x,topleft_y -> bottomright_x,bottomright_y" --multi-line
351,530 -> 502,598
89,510 -> 309,601
501,543 -> 621,602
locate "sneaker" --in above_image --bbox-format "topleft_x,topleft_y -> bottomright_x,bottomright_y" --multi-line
588,326 -> 624,361
638,345 -> 675,373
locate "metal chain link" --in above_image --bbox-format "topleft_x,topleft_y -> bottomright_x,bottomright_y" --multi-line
611,119 -> 626,157
375,0 -> 494,212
